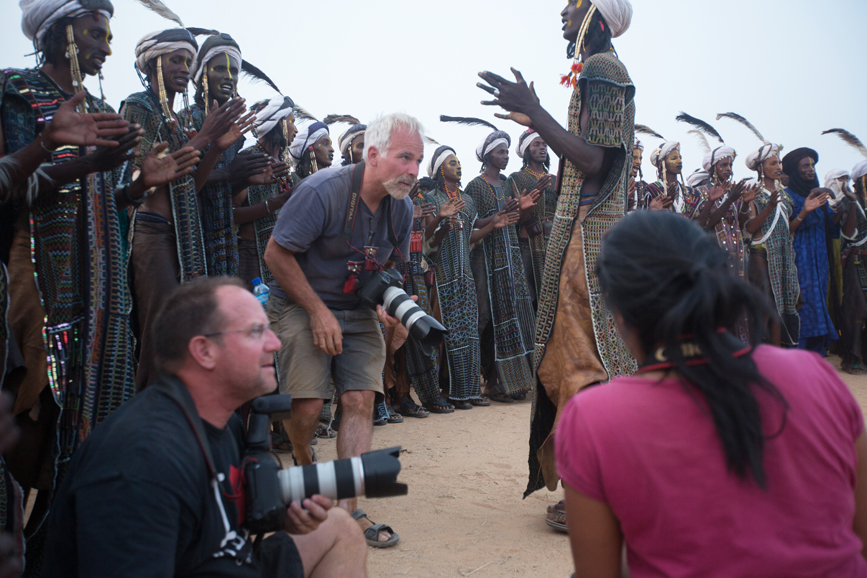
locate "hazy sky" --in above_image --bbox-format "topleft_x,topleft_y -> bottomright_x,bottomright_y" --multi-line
2,0 -> 866,183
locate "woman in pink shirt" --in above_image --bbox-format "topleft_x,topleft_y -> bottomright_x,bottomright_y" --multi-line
557,210 -> 867,578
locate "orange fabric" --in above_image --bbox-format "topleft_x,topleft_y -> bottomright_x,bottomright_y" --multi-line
535,206 -> 608,490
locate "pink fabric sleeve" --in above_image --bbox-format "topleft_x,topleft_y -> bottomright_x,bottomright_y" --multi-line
555,397 -> 607,503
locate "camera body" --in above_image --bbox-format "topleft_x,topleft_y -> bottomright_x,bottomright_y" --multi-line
243,394 -> 408,535
357,268 -> 447,355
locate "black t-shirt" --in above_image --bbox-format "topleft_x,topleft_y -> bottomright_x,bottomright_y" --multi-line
42,376 -> 302,578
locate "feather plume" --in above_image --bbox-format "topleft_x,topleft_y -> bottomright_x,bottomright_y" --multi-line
424,135 -> 440,146
186,27 -> 220,37
240,60 -> 281,95
324,115 -> 361,126
132,0 -> 184,27
439,115 -> 499,132
716,112 -> 765,143
634,124 -> 665,140
822,129 -> 867,158
688,130 -> 711,155
292,106 -> 318,122
675,112 -> 724,144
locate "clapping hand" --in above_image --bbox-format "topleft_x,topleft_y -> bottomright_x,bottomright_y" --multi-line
708,183 -> 729,202
138,143 -> 200,190
43,91 -> 130,149
228,153 -> 272,186
414,202 -> 436,220
804,188 -> 830,212
740,182 -> 760,204
84,124 -> 144,173
519,187 -> 542,212
215,108 -> 256,151
649,195 -> 673,211
438,198 -> 465,219
197,97 -> 247,150
492,208 -> 520,229
477,68 -> 539,128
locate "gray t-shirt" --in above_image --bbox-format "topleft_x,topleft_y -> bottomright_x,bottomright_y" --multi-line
269,164 -> 414,310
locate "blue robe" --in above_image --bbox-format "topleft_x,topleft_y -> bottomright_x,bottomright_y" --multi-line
787,188 -> 838,345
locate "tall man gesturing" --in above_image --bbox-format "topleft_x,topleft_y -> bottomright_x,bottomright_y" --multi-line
265,113 -> 424,548
477,0 -> 637,528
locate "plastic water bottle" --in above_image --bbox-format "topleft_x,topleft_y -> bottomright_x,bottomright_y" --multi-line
252,277 -> 270,309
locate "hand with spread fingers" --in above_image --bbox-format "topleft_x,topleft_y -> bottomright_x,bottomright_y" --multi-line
519,188 -> 542,212
414,202 -> 436,220
493,208 -> 520,229
139,143 -> 200,190
216,108 -> 256,152
649,195 -> 673,211
43,92 -> 131,149
477,68 -> 540,127
228,153 -> 272,186
84,124 -> 144,173
194,97 -> 247,150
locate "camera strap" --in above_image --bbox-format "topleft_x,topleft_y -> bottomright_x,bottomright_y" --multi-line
342,162 -> 404,293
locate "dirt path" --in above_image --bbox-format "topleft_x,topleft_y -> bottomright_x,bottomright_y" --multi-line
297,354 -> 867,577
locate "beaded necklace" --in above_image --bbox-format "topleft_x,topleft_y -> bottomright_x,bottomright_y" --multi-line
443,181 -> 460,201
482,174 -> 504,202
523,166 -> 545,179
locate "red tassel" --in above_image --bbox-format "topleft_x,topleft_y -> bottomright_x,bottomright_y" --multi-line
600,21 -> 605,31
343,273 -> 360,294
410,231 -> 423,253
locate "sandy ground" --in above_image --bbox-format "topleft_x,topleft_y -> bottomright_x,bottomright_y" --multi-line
290,354 -> 867,578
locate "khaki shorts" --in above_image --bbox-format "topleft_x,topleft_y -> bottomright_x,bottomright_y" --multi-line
267,298 -> 385,400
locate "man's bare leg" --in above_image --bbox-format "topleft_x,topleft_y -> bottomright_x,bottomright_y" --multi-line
291,507 -> 367,578
286,398 -> 324,465
336,390 -> 391,543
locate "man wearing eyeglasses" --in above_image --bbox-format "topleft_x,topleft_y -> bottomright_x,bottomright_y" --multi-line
42,277 -> 367,577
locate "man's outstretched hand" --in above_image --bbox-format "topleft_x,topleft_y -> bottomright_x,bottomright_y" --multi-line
42,91 -> 131,149
477,68 -> 540,127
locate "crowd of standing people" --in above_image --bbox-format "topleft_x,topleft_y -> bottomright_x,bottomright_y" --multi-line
1,0 -> 867,576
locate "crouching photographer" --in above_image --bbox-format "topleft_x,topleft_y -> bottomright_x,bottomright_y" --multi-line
42,277 -> 367,578
264,113 -> 435,548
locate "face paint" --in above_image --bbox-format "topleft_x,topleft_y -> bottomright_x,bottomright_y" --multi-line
225,53 -> 233,81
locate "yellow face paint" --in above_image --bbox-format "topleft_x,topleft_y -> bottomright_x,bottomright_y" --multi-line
225,53 -> 233,81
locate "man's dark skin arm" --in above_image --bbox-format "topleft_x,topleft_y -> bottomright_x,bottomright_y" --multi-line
476,68 -> 613,196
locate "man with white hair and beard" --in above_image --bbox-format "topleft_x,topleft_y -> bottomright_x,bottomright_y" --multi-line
264,113 -> 422,549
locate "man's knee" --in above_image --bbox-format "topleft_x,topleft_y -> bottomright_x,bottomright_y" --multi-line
329,507 -> 365,546
291,399 -> 325,424
340,390 -> 375,418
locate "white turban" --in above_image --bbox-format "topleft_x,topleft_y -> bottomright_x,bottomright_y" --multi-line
686,169 -> 709,188
21,0 -> 113,52
476,130 -> 511,163
253,96 -> 294,140
515,130 -> 542,158
592,0 -> 633,38
852,161 -> 867,183
745,143 -> 783,172
634,138 -> 644,152
288,121 -> 329,167
338,125 -> 367,156
191,45 -> 242,85
428,146 -> 456,179
702,146 -> 737,173
134,29 -> 198,74
650,141 -> 679,168
823,169 -> 850,189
